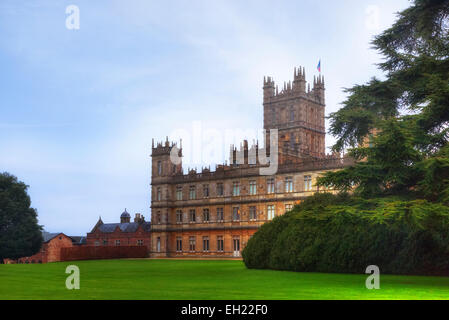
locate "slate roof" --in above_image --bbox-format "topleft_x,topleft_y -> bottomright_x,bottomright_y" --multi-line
42,231 -> 63,242
97,221 -> 151,233
69,236 -> 87,245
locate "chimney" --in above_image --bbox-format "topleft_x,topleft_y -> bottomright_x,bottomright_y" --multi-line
134,213 -> 144,223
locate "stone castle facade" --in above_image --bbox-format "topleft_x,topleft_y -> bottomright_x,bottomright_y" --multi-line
150,67 -> 352,258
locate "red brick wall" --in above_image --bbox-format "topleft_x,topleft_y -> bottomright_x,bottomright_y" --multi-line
60,245 -> 148,261
86,229 -> 151,250
3,233 -> 74,264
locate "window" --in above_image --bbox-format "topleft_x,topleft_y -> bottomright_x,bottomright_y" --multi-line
95,240 -> 100,246
137,240 -> 144,246
189,186 -> 196,199
176,237 -> 182,252
189,209 -> 196,223
304,175 -> 312,191
157,161 -> 162,175
217,208 -> 224,222
203,237 -> 210,252
115,240 -> 121,246
156,212 -> 161,224
249,180 -> 257,195
232,181 -> 240,196
217,236 -> 224,252
265,178 -> 274,192
189,237 -> 196,251
285,204 -> 293,212
217,183 -> 224,196
103,239 -> 108,246
249,206 -> 257,220
285,177 -> 293,193
232,207 -> 240,221
267,205 -> 275,220
157,187 -> 162,201
203,208 -> 210,222
203,184 -> 209,198
156,237 -> 161,252
176,210 -> 183,223
290,106 -> 295,122
176,186 -> 183,200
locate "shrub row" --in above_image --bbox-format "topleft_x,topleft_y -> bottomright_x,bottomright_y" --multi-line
242,193 -> 449,276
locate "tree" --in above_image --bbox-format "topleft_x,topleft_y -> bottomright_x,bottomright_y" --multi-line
0,172 -> 43,263
318,0 -> 449,201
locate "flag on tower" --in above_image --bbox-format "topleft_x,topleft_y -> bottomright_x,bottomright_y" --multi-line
317,59 -> 321,73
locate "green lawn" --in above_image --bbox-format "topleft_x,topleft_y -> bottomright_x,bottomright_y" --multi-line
1,259 -> 449,299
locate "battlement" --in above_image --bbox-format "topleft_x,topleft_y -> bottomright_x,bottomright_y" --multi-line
263,66 -> 325,105
151,137 -> 182,157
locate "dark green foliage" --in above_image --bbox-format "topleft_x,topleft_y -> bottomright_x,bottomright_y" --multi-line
0,172 -> 43,262
318,0 -> 449,200
243,193 -> 449,275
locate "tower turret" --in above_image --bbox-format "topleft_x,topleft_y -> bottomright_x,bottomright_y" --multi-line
293,66 -> 306,93
263,76 -> 275,101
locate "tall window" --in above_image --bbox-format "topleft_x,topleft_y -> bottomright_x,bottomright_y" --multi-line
189,209 -> 196,223
189,185 -> 196,199
232,181 -> 240,196
267,205 -> 275,220
304,175 -> 312,191
115,240 -> 121,246
203,208 -> 210,222
267,178 -> 275,194
232,207 -> 240,221
217,183 -> 224,196
176,237 -> 182,252
249,180 -> 257,195
203,184 -> 209,198
249,206 -> 257,220
202,237 -> 210,252
217,208 -> 224,222
156,212 -> 161,224
285,177 -> 293,193
157,187 -> 162,201
137,240 -> 144,246
189,237 -> 196,251
176,210 -> 183,223
176,186 -> 183,200
217,236 -> 224,252
157,161 -> 162,175
290,106 -> 295,122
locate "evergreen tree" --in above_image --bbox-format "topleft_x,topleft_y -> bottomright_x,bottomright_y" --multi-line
319,0 -> 449,200
0,172 -> 43,262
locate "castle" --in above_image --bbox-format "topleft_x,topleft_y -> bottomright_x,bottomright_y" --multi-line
150,66 -> 352,258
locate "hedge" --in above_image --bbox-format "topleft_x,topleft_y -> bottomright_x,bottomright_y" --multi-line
242,193 -> 449,276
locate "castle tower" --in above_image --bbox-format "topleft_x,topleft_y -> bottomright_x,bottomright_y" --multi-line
263,66 -> 326,162
150,137 -> 183,257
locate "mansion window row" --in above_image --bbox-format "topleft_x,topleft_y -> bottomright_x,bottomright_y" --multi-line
154,203 -> 295,224
174,235 -> 237,253
94,239 -> 146,246
159,175 -> 315,201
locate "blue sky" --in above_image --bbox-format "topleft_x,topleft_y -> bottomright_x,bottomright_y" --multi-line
0,0 -> 410,235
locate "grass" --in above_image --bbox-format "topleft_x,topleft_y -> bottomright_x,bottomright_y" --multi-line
1,259 -> 449,299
